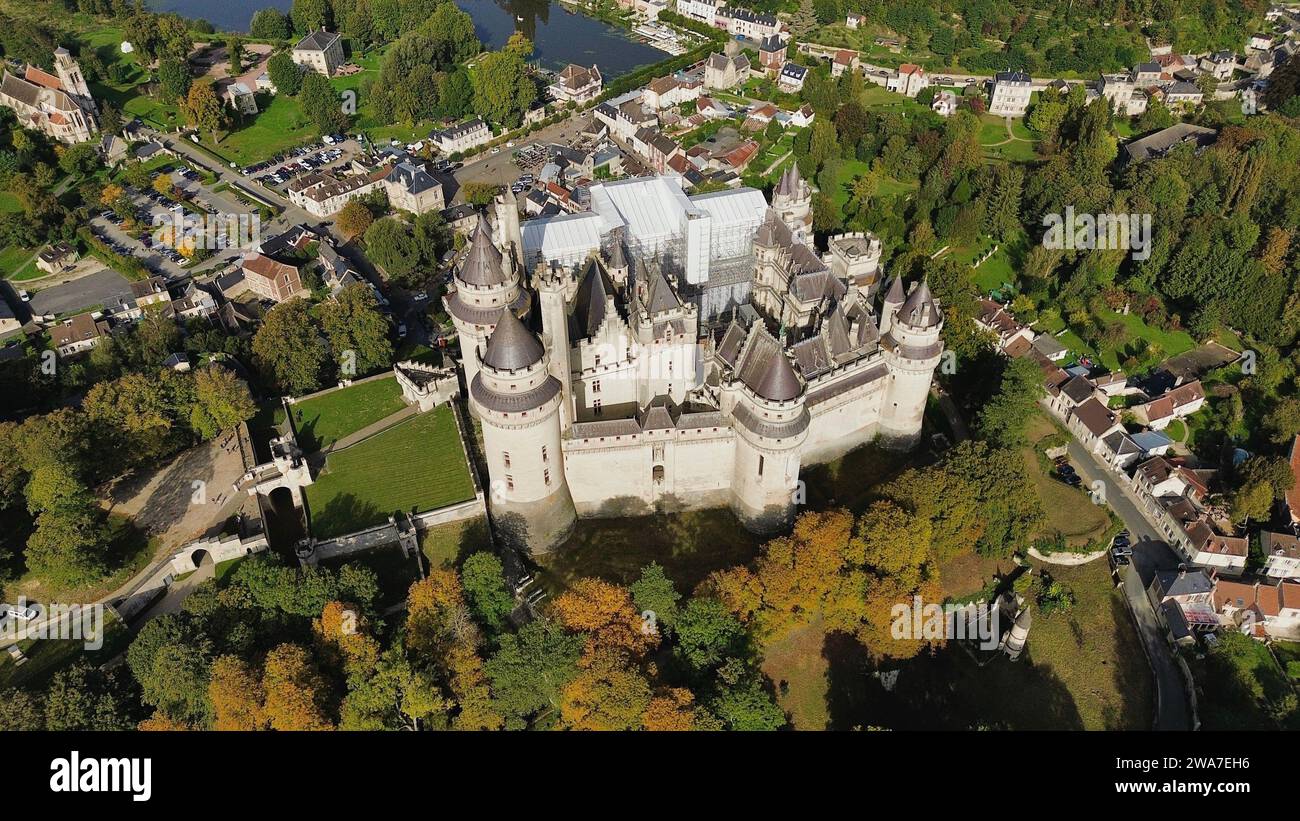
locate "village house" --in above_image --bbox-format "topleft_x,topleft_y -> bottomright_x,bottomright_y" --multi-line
831,50 -> 859,78
705,42 -> 752,91
889,64 -> 929,97
718,6 -> 781,40
778,62 -> 808,93
292,29 -> 345,76
676,0 -> 724,26
1214,578 -> 1300,640
384,160 -> 445,215
1132,61 -> 1163,84
429,117 -> 492,155
240,252 -> 306,302
988,70 -> 1032,117
1162,81 -> 1205,108
287,168 -> 388,218
758,35 -> 787,76
845,12 -> 864,29
1261,531 -> 1300,580
1199,50 -> 1237,81
51,312 -> 110,356
1131,380 -> 1205,429
1123,123 -> 1217,162
642,74 -> 701,110
1148,567 -> 1219,645
36,241 -> 79,274
550,64 -> 603,104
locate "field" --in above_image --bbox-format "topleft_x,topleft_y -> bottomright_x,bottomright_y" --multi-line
1024,412 -> 1112,549
421,515 -> 494,569
200,94 -> 317,167
1190,631 -> 1300,730
761,559 -> 1152,730
289,376 -> 407,453
304,406 -> 476,539
0,245 -> 39,281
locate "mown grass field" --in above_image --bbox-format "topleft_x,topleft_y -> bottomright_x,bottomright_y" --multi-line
289,375 -> 406,453
1024,412 -> 1112,549
304,406 -> 475,539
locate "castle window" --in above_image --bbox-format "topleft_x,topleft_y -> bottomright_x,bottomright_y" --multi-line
544,469 -> 551,486
593,380 -> 601,394
652,465 -> 665,484
595,355 -> 601,367
505,475 -> 514,491
758,455 -> 765,477
503,452 -> 511,469
541,445 -> 548,463
594,399 -> 603,416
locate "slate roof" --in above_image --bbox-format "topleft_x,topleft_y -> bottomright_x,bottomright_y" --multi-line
481,308 -> 543,371
458,221 -> 508,286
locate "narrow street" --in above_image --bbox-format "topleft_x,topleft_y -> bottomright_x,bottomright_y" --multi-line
1066,437 -> 1193,731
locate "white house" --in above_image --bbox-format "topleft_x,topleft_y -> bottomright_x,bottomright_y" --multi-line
988,70 -> 1032,117
429,117 -> 492,155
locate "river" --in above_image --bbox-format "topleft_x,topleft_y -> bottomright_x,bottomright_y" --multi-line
146,0 -> 665,78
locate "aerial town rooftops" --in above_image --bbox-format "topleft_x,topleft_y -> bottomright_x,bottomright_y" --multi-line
295,29 -> 341,52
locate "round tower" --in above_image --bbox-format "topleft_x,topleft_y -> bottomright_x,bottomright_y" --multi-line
879,279 -> 943,450
469,309 -> 576,553
771,163 -> 812,244
444,219 -> 529,396
730,341 -> 808,532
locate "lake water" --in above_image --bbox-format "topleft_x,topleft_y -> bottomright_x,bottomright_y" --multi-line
146,0 -> 665,78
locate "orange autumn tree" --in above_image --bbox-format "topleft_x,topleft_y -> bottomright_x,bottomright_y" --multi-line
405,571 -> 503,731
642,688 -> 697,731
702,506 -> 942,661
550,578 -> 659,662
209,655 -> 269,731
558,650 -> 652,731
138,713 -> 192,731
314,600 -> 381,680
262,643 -> 334,731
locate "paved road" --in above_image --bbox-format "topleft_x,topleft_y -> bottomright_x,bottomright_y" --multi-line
1066,437 -> 1192,731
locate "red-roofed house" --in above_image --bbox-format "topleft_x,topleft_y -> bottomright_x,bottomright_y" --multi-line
1132,380 -> 1205,429
1288,434 -> 1300,524
831,50 -> 859,78
240,253 -> 305,303
889,63 -> 930,97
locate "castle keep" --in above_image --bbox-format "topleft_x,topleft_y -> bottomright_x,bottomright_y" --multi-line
445,171 -> 943,551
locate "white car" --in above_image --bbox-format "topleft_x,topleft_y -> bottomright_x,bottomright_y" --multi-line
491,147 -> 501,154
506,141 -> 515,148
18,290 -> 30,302
1,602 -> 39,621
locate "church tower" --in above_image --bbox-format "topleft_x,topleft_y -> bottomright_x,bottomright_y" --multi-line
53,47 -> 97,122
443,219 -> 529,397
879,279 -> 943,450
469,309 -> 576,553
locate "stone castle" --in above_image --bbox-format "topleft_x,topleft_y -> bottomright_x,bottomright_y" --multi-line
445,169 -> 943,551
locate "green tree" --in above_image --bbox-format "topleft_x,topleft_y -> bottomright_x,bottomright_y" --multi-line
460,552 -> 515,634
267,52 -> 304,96
249,8 -> 292,39
157,57 -> 192,103
363,217 -> 420,280
470,48 -> 536,128
318,282 -> 394,377
299,72 -> 350,134
252,298 -> 328,395
629,562 -> 681,631
181,80 -> 228,138
189,365 -> 256,439
291,0 -> 331,33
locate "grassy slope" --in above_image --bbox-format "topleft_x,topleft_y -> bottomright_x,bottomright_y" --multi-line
289,375 -> 407,453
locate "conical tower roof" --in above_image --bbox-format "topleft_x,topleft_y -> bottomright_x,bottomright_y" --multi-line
753,350 -> 802,402
883,275 -> 905,305
774,162 -> 803,197
481,308 -> 543,371
898,279 -> 940,328
458,220 -> 508,287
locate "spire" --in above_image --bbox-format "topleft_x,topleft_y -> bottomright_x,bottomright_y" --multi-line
898,278 -> 941,328
883,274 -> 905,305
754,350 -> 802,402
481,308 -> 544,371
775,162 -> 802,198
607,236 -> 628,271
458,220 -> 508,286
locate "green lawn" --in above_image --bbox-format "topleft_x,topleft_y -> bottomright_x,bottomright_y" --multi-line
304,406 -> 475,539
201,94 -> 316,166
1,245 -> 40,281
421,515 -> 494,569
1094,307 -> 1195,370
1190,630 -> 1300,730
0,610 -> 130,690
289,375 -> 407,452
0,192 -> 21,213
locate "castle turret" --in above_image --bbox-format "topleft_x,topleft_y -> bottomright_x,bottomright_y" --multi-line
444,219 -> 529,396
728,327 -> 808,532
878,274 -> 904,336
771,163 -> 812,244
1004,606 -> 1032,661
495,186 -> 523,269
605,232 -> 630,291
536,260 -> 575,432
469,308 -> 576,552
879,279 -> 943,450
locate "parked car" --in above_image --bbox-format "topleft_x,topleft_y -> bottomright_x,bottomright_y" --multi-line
18,289 -> 30,302
1,602 -> 39,621
1111,549 -> 1131,567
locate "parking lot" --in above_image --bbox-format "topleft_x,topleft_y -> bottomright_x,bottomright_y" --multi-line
243,136 -> 360,194
25,267 -> 134,319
